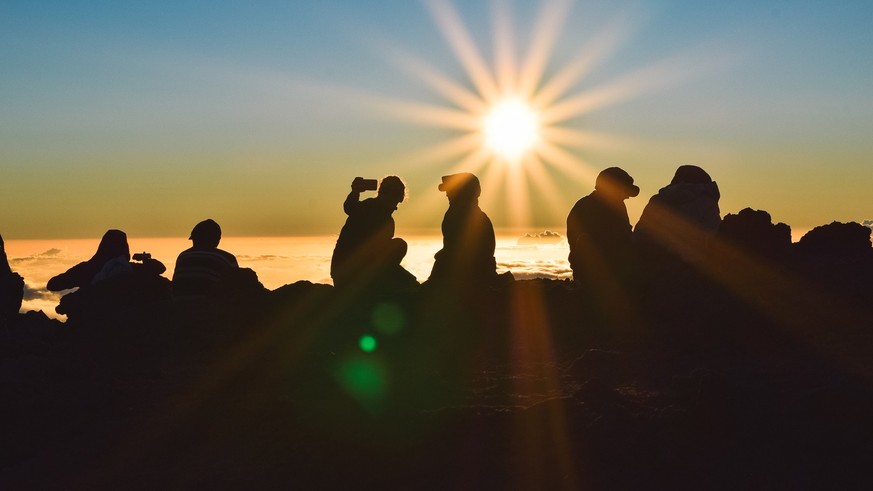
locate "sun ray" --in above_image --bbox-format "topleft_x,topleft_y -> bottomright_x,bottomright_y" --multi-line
389,133 -> 483,171
424,0 -> 499,102
541,48 -> 736,124
531,14 -> 638,108
523,155 -> 572,223
517,0 -> 573,99
492,0 -> 518,95
539,127 -> 632,152
477,156 -> 508,217
367,96 -> 481,130
506,161 -> 532,227
535,140 -> 599,184
376,41 -> 488,114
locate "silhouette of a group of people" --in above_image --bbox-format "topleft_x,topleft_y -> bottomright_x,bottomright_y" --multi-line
330,172 -> 502,300
0,165 -> 711,319
567,164 -> 722,286
3,220 -> 256,320
0,162 -> 761,319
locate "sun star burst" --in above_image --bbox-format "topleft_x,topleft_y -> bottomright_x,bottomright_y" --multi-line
356,0 -> 712,228
483,98 -> 541,162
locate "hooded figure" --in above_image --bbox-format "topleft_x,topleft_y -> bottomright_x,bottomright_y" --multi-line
331,175 -> 417,293
566,167 -> 640,282
428,173 -> 497,287
0,234 -> 25,319
634,165 -> 721,267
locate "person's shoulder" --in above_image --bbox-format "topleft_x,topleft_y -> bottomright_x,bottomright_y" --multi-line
176,247 -> 196,258
214,248 -> 239,262
570,193 -> 595,211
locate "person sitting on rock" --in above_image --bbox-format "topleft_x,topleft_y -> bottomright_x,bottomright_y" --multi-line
428,173 -> 498,288
47,229 -> 168,317
634,165 -> 721,269
331,176 -> 417,295
566,167 -> 639,283
0,233 -> 25,322
172,219 -> 252,297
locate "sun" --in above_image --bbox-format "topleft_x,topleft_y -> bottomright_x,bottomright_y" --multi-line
483,98 -> 541,162
356,0 -> 714,227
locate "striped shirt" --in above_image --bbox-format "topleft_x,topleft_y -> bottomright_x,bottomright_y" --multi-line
172,248 -> 239,297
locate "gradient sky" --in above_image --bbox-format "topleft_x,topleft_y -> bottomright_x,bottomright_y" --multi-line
2,0 -> 871,239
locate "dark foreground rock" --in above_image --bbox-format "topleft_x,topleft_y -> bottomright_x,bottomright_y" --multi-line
1,255 -> 873,490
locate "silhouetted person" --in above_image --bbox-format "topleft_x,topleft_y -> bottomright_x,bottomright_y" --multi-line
0,234 -> 25,321
428,173 -> 498,287
634,165 -> 721,268
331,176 -> 417,294
47,230 -> 168,317
566,167 -> 639,283
172,219 -> 247,297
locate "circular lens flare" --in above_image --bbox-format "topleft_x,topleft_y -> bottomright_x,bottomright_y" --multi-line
483,98 -> 540,162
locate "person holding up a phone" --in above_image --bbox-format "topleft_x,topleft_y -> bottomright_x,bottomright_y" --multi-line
330,176 -> 417,294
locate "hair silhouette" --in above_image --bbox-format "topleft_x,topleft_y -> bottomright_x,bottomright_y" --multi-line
47,230 -> 168,317
47,229 -> 131,292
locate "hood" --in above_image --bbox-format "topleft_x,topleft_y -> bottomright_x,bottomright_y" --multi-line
655,180 -> 720,206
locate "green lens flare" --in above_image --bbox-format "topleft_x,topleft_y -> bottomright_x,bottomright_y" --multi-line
359,334 -> 378,352
372,302 -> 405,335
336,356 -> 388,409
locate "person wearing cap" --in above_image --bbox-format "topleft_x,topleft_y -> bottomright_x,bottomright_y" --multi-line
634,164 -> 721,268
566,167 -> 640,283
428,173 -> 498,287
172,219 -> 241,297
331,176 -> 416,293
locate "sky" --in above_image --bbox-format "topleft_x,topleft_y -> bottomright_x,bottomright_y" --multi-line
1,0 -> 871,239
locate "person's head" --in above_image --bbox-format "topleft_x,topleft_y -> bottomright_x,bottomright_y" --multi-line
378,175 -> 407,205
438,173 -> 481,205
594,167 -> 639,201
93,229 -> 130,263
189,219 -> 222,249
670,165 -> 712,185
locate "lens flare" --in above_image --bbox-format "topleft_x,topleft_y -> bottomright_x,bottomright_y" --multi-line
483,98 -> 541,162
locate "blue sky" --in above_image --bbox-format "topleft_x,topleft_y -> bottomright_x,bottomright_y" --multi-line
1,0 -> 871,238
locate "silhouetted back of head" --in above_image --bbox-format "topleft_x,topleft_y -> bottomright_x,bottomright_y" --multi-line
190,219 -> 222,249
92,230 -> 130,264
439,173 -> 481,204
378,175 -> 407,204
671,165 -> 712,185
595,167 -> 639,199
